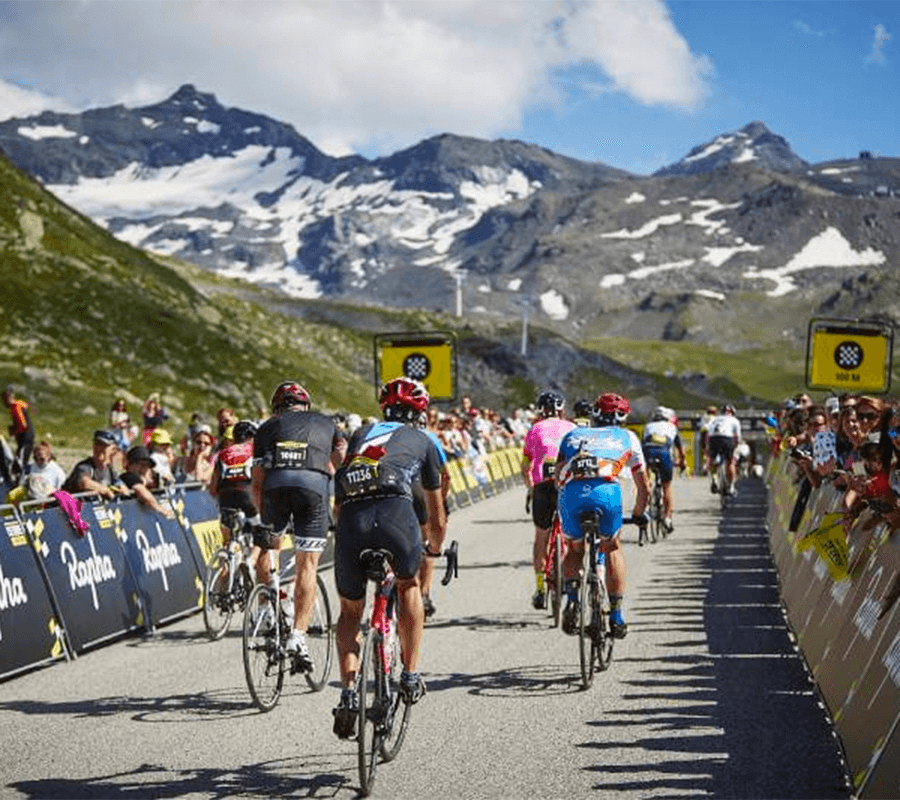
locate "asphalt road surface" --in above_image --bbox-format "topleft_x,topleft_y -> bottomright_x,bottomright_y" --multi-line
1,475 -> 852,799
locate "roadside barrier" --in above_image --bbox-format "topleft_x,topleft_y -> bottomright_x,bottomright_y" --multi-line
766,454 -> 900,797
0,447 -> 525,682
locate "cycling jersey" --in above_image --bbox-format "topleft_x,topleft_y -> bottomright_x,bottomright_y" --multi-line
253,408 -> 341,551
523,417 -> 575,485
641,420 -> 682,483
334,422 -> 444,601
556,426 -> 645,539
707,414 -> 742,463
214,440 -> 258,519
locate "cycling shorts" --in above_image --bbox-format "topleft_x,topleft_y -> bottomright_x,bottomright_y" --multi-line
708,435 -> 736,464
641,445 -> 673,483
263,484 -> 330,553
334,496 -> 422,601
531,480 -> 558,530
558,479 -> 623,540
217,488 -> 258,520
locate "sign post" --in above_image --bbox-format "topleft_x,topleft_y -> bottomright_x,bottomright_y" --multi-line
806,317 -> 893,394
374,331 -> 457,402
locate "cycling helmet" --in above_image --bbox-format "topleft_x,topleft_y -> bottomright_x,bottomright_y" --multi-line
271,381 -> 310,413
232,420 -> 258,443
592,392 -> 631,426
536,390 -> 565,418
379,377 -> 430,425
573,398 -> 593,419
651,406 -> 670,422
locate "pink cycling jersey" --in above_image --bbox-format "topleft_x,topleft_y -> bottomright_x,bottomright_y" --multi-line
523,417 -> 575,485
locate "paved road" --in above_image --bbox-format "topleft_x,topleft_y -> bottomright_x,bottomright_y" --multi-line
1,476 -> 851,799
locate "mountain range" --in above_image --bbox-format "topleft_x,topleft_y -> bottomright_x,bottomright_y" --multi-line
3,84 -> 900,357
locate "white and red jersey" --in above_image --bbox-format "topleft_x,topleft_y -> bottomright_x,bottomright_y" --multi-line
523,417 -> 575,485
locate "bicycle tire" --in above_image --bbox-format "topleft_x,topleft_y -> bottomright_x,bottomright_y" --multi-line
357,626 -> 381,797
549,521 -> 563,628
379,617 -> 412,762
304,574 -> 334,691
242,584 -> 285,712
578,543 -> 596,689
594,568 -> 614,672
719,460 -> 728,510
203,550 -> 234,640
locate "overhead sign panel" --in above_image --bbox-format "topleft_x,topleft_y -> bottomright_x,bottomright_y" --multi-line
374,331 -> 457,401
806,318 -> 893,393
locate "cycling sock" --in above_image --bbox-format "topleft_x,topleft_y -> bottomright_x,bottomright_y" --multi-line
535,572 -> 545,592
565,579 -> 579,602
609,594 -> 624,611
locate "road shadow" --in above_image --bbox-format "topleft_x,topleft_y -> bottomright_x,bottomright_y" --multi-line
580,477 -> 851,799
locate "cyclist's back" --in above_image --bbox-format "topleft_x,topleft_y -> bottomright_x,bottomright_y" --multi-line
707,406 -> 742,495
640,407 -> 685,531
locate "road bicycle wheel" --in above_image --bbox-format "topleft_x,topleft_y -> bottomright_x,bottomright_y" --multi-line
650,478 -> 664,542
379,617 -> 412,762
594,571 -> 614,672
719,462 -> 729,510
548,522 -> 564,628
203,550 -> 234,640
304,573 -> 334,691
242,584 -> 285,712
578,543 -> 597,689
357,626 -> 381,797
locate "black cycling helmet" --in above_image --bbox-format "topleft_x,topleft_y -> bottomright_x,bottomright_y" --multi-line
536,390 -> 565,418
232,420 -> 258,443
573,398 -> 593,418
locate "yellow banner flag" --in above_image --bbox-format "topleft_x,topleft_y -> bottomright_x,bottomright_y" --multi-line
797,512 -> 849,580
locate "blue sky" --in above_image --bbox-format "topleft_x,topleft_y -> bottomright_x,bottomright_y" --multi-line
0,1 -> 895,175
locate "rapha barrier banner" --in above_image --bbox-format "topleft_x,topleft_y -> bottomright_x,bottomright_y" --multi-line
0,511 -> 68,680
22,501 -> 143,654
114,498 -> 204,628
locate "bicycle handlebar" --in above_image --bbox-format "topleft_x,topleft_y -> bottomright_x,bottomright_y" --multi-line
425,540 -> 459,586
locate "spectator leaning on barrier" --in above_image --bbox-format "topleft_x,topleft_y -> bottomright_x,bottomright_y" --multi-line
119,446 -> 174,518
148,428 -> 177,486
61,430 -> 121,500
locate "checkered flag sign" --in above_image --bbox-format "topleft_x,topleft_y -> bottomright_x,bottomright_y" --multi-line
834,341 -> 864,370
402,352 -> 431,380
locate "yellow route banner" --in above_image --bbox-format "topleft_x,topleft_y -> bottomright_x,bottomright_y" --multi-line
375,331 -> 456,401
806,318 -> 893,393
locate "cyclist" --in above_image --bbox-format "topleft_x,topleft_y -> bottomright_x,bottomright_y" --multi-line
252,381 -> 346,671
706,404 -> 742,496
210,419 -> 261,551
572,398 -> 593,427
640,406 -> 686,533
555,392 -> 649,639
698,405 -> 717,475
331,377 -> 447,739
522,390 -> 575,611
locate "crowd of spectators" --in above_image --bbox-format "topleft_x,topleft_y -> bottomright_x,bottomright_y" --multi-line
767,391 -> 900,534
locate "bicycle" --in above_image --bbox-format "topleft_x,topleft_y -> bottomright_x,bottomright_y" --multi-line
202,507 -> 255,640
356,540 -> 459,797
639,456 -> 665,546
711,452 -> 731,509
241,524 -> 334,711
574,510 -> 642,689
544,512 -> 566,628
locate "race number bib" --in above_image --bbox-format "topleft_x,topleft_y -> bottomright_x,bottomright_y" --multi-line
541,461 -> 557,481
274,441 -> 309,469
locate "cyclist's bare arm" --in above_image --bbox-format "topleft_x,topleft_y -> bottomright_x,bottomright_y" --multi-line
632,467 -> 650,516
423,486 -> 446,554
251,464 -> 265,516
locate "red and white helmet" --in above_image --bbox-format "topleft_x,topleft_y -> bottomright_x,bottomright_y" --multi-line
271,381 -> 310,413
379,377 -> 430,424
593,392 -> 631,426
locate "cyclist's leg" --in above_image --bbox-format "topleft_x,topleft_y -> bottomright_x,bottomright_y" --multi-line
333,502 -> 368,689
418,522 -> 436,615
258,486 -> 289,584
530,481 -> 555,605
592,483 -> 627,638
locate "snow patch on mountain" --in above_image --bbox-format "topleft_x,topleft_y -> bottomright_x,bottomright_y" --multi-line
744,226 -> 887,297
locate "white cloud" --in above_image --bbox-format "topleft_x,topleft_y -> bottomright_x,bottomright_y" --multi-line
0,81 -> 72,117
0,0 -> 713,155
866,23 -> 891,65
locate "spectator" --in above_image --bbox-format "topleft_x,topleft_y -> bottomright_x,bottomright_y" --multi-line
842,441 -> 893,530
215,407 -> 237,451
148,428 -> 177,486
109,398 -> 137,451
0,433 -> 15,489
23,440 -> 66,499
61,430 -> 121,500
119,446 -> 174,517
175,429 -> 215,485
141,393 -> 169,445
2,385 -> 36,478
180,412 -> 208,455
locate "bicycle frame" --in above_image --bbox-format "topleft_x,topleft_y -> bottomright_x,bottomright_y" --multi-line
544,513 -> 566,627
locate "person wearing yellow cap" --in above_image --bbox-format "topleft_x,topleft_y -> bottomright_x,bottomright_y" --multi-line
149,428 -> 176,486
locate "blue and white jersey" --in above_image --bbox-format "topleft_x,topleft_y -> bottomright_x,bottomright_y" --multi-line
557,426 -> 645,486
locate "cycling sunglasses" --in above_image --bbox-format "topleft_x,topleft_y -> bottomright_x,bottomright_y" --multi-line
888,427 -> 900,439
856,411 -> 880,423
